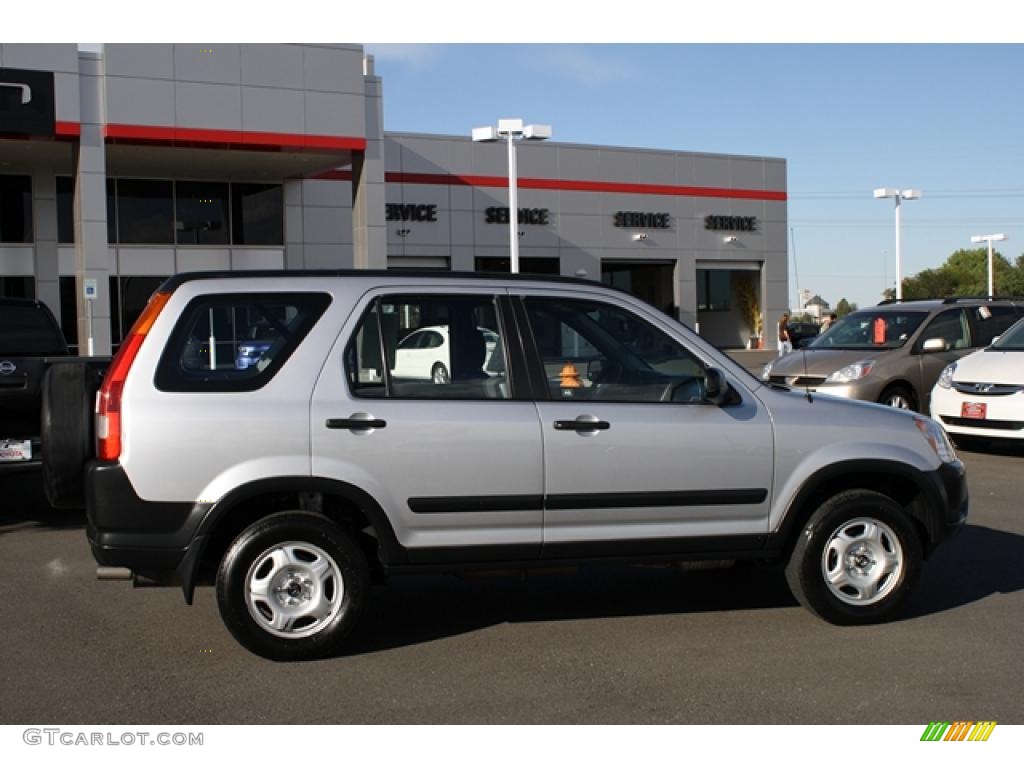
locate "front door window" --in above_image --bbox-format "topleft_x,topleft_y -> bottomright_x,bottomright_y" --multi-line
523,297 -> 708,403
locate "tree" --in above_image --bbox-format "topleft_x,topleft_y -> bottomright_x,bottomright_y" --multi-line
890,247 -> 1024,300
835,298 -> 858,318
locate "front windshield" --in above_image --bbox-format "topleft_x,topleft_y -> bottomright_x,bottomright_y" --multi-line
808,310 -> 927,350
991,316 -> 1024,350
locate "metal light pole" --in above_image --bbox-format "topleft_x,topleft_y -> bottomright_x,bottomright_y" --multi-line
472,119 -> 552,273
873,188 -> 922,300
971,233 -> 1007,298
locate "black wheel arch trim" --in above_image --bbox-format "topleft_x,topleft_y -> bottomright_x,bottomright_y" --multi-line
178,476 -> 406,604
768,458 -> 967,559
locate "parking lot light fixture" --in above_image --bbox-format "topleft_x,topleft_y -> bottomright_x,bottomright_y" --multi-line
971,233 -> 1007,299
874,188 -> 922,300
472,118 -> 552,273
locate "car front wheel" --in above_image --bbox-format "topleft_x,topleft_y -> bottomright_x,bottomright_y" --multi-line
879,385 -> 916,411
784,490 -> 922,624
216,511 -> 369,661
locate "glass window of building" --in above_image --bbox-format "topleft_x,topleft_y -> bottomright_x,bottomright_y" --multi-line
175,181 -> 229,245
113,275 -> 169,345
231,183 -> 283,245
0,175 -> 32,243
475,257 -> 560,275
697,270 -> 732,311
0,276 -> 34,300
59,177 -> 117,243
57,176 -> 74,244
116,179 -> 174,244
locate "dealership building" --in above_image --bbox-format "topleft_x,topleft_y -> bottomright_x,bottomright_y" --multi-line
0,43 -> 788,353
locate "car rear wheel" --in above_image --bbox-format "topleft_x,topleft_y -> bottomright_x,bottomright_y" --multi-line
784,490 -> 922,624
431,362 -> 449,384
216,511 -> 369,661
879,384 -> 916,411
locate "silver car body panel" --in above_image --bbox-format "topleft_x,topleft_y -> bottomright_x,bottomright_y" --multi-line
116,273 -> 944,556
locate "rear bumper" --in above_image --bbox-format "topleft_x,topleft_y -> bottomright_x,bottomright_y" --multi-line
86,461 -> 208,580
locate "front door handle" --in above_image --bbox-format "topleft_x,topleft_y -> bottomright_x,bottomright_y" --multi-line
326,414 -> 387,430
554,416 -> 610,431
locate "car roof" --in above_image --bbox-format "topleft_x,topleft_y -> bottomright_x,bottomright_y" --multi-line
160,269 -> 607,293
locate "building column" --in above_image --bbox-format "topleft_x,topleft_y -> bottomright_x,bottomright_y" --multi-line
352,56 -> 386,270
73,51 -> 112,356
283,179 -> 305,270
32,171 -> 61,325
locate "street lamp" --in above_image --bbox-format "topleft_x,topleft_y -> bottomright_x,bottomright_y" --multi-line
873,188 -> 922,300
472,118 -> 552,273
971,233 -> 1007,298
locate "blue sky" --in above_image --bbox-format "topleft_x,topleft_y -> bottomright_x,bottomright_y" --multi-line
366,44 -> 1024,310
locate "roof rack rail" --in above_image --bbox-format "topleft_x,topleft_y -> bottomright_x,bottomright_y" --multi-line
875,298 -> 938,305
876,296 -> 1024,306
941,295 -> 1024,304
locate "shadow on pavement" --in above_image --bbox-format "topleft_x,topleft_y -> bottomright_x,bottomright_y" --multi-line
342,561 -> 798,657
958,441 -> 1024,459
0,469 -> 85,534
903,523 -> 1024,619
342,522 -> 1024,657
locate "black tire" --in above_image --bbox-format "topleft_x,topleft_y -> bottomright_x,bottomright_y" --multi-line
41,363 -> 96,509
431,362 -> 449,384
216,511 -> 369,661
784,490 -> 922,625
878,384 -> 917,412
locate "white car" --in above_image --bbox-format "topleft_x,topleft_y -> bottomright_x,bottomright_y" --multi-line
931,316 -> 1024,444
392,325 -> 499,383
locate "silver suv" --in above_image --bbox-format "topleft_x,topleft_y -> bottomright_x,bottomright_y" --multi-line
46,271 -> 967,661
763,299 -> 1024,412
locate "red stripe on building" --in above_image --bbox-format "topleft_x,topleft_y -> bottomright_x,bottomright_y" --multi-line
55,121 -> 81,138
104,124 -> 366,153
383,171 -> 786,201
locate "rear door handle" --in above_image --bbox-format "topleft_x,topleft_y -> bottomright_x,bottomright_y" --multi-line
554,417 -> 610,431
326,415 -> 387,430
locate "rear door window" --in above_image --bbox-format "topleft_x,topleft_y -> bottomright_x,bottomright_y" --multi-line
971,305 -> 1021,346
345,294 -> 510,400
155,292 -> 330,392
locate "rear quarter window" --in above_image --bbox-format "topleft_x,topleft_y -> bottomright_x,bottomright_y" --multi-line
154,292 -> 331,392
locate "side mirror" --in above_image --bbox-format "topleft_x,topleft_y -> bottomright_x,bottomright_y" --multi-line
705,367 -> 730,406
922,338 -> 947,353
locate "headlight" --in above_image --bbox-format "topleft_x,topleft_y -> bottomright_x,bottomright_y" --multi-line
937,362 -> 957,389
825,360 -> 875,383
914,416 -> 958,464
762,362 -> 773,381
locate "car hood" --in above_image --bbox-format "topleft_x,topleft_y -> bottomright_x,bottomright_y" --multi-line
767,349 -> 887,378
952,348 -> 1024,385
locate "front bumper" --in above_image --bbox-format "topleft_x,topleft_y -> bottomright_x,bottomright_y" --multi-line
930,385 -> 1024,440
928,460 -> 968,550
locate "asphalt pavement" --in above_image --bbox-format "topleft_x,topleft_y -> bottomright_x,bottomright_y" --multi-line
1,438 -> 1022,724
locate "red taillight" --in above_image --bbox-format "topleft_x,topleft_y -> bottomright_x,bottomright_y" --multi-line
96,291 -> 171,461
